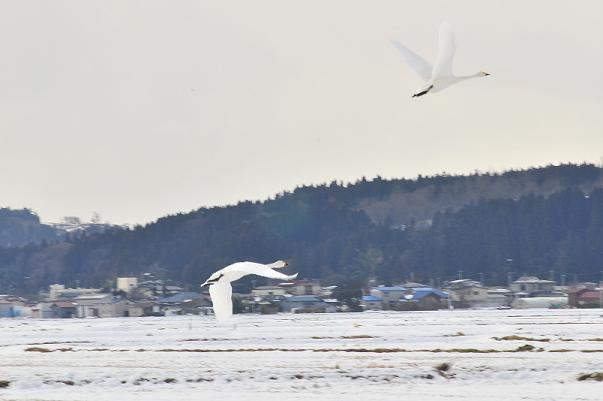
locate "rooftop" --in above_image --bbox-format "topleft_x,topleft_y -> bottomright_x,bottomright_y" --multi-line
373,286 -> 407,292
158,292 -> 203,303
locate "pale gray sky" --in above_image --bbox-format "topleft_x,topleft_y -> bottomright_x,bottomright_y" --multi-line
1,0 -> 602,224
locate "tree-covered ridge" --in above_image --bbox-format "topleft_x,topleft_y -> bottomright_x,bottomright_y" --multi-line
0,208 -> 61,247
1,163 -> 603,295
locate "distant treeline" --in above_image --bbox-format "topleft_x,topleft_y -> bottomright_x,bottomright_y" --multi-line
2,163 -> 603,294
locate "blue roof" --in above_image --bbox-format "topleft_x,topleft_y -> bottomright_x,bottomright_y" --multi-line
158,292 -> 202,303
285,295 -> 324,302
412,288 -> 448,300
373,286 -> 407,292
362,295 -> 382,302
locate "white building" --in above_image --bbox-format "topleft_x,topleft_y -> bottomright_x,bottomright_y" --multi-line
511,297 -> 567,309
510,276 -> 555,297
116,277 -> 138,293
251,286 -> 286,297
48,284 -> 101,300
370,286 -> 408,308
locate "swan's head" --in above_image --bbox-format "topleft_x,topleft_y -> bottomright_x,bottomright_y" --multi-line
479,71 -> 490,77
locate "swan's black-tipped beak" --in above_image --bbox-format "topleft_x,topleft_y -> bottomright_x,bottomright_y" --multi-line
482,71 -> 490,76
200,281 -> 209,288
284,261 -> 289,267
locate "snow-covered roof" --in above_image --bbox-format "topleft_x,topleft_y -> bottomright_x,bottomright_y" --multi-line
373,286 -> 407,292
514,276 -> 554,284
362,295 -> 382,302
158,292 -> 202,303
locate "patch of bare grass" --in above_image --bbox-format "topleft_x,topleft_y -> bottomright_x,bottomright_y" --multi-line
24,347 -> 52,353
577,372 -> 603,381
493,335 -> 550,342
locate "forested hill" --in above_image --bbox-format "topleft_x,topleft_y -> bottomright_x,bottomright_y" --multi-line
2,163 -> 603,295
0,208 -> 61,247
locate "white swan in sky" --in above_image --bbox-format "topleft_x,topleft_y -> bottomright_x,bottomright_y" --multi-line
391,21 -> 490,97
200,260 -> 297,321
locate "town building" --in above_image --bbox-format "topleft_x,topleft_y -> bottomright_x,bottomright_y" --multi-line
284,280 -> 322,296
116,277 -> 138,293
370,286 -> 408,308
568,287 -> 603,308
511,296 -> 568,309
281,295 -> 326,313
48,284 -> 102,300
251,286 -> 287,297
510,276 -> 555,297
73,294 -> 129,318
361,295 -> 383,310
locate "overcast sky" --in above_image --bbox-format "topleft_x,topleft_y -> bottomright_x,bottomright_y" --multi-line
1,0 -> 602,224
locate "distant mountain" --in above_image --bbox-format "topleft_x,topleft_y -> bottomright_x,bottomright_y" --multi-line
2,163 -> 603,295
0,208 -> 61,247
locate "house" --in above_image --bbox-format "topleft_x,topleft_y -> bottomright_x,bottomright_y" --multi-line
446,279 -> 488,308
0,300 -> 17,318
73,294 -> 129,318
361,295 -> 383,311
322,299 -> 341,313
444,279 -> 508,308
281,295 -> 326,313
127,302 -> 157,317
31,302 -> 54,318
157,292 -> 210,315
49,301 -> 76,318
251,286 -> 287,297
486,288 -> 514,308
370,286 -> 408,308
510,276 -> 555,297
568,288 -> 602,308
410,288 -> 449,310
285,280 -> 322,296
511,297 -> 568,309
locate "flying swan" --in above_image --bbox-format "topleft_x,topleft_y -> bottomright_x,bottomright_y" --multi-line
391,21 -> 490,97
201,260 -> 298,321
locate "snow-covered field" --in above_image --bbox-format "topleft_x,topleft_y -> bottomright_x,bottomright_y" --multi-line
1,309 -> 602,401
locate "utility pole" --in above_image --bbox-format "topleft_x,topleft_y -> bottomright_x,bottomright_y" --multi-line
457,270 -> 463,280
549,270 -> 555,283
507,272 -> 513,287
478,272 -> 485,284
561,274 -> 566,286
410,271 -> 415,283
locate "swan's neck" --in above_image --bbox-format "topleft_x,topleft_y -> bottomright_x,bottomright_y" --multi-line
456,73 -> 481,81
455,72 -> 486,81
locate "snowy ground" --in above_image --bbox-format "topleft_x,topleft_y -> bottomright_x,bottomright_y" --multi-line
1,309 -> 602,400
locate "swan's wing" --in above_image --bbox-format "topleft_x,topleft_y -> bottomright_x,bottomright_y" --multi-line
432,21 -> 456,78
209,281 -> 233,321
390,40 -> 432,82
229,262 -> 298,281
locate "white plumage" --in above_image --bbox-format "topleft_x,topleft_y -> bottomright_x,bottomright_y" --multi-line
201,260 -> 297,321
391,21 -> 490,97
